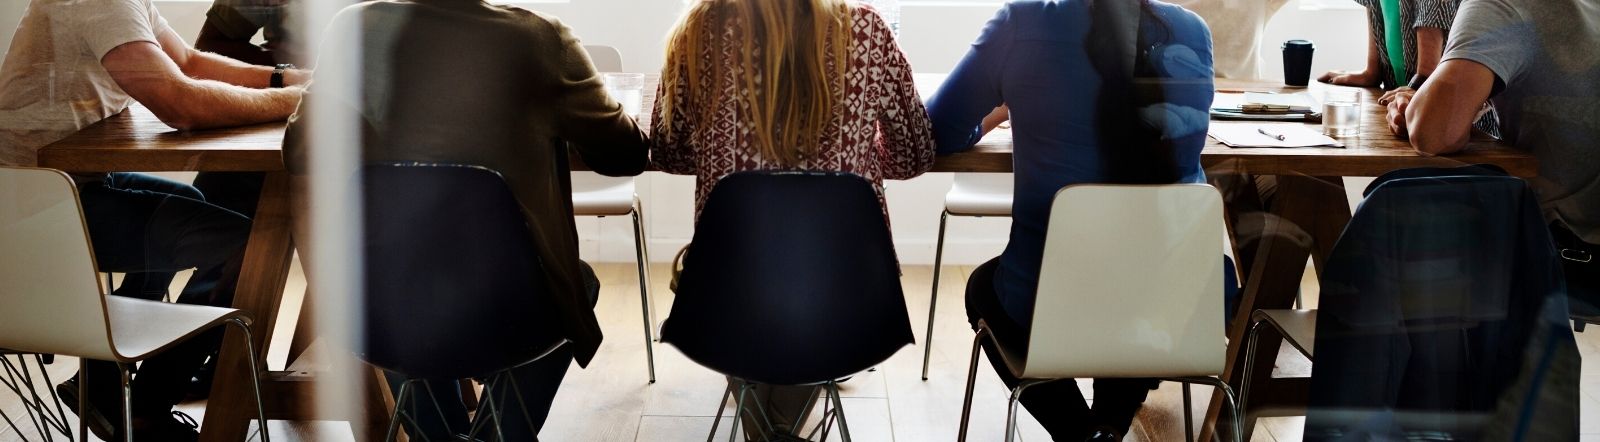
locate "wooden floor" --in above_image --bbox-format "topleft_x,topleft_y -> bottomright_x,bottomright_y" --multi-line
4,262 -> 1598,441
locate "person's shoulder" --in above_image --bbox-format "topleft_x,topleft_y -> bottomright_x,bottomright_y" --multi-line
992,0 -> 1091,28
1149,0 -> 1212,42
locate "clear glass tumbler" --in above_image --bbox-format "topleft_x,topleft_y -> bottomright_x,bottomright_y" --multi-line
1322,89 -> 1362,138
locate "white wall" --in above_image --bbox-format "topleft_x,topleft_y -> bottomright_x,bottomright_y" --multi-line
0,0 -> 1367,265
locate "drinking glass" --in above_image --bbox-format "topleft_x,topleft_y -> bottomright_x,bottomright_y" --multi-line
1322,89 -> 1362,138
603,73 -> 646,118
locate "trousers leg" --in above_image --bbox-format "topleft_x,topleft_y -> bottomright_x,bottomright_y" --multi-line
76,173 -> 252,417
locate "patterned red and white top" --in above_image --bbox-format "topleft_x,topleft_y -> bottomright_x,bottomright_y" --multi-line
649,4 -> 937,221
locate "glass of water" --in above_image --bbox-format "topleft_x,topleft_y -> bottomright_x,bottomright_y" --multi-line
603,73 -> 646,118
1322,89 -> 1362,138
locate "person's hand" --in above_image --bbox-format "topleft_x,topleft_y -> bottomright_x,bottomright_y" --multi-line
1385,88 -> 1416,138
1319,69 -> 1381,87
1377,87 -> 1413,106
980,104 -> 1010,136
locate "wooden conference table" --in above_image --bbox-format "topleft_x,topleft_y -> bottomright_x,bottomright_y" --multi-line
36,75 -> 1534,441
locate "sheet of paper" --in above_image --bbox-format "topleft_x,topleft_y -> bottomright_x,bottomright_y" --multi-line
1208,124 -> 1344,148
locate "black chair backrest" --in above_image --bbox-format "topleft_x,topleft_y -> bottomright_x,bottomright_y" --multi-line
1306,174 -> 1578,440
360,163 -> 566,380
661,171 -> 913,385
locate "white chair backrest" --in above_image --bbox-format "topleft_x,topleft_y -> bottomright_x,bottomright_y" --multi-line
951,173 -> 1014,196
575,45 -> 634,192
0,167 -> 117,361
583,45 -> 624,72
1022,184 -> 1225,379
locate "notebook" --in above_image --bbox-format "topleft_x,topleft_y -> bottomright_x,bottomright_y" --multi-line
1239,92 -> 1319,113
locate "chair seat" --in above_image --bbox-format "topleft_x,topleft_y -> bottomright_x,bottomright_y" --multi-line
571,174 -> 636,216
107,296 -> 242,361
945,175 -> 1013,216
1253,309 -> 1316,358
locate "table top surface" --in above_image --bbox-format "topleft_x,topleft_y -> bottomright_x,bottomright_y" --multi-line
37,74 -> 1535,177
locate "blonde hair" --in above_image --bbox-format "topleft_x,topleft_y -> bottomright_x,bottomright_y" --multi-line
660,0 -> 853,166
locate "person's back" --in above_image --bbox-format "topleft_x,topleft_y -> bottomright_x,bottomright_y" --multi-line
930,0 -> 1214,322
650,0 -> 936,219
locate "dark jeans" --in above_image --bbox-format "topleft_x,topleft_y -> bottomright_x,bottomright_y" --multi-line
387,261 -> 602,442
966,258 -> 1158,440
113,172 -> 263,302
74,172 -> 252,417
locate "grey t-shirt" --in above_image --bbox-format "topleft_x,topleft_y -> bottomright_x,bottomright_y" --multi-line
1445,0 -> 1600,243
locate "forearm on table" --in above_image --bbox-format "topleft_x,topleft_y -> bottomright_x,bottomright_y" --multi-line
1405,61 -> 1493,155
151,78 -> 302,131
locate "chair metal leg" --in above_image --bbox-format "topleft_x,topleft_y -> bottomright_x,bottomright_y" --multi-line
826,382 -> 852,442
119,365 -> 132,442
1182,382 -> 1195,442
384,381 -> 413,442
77,359 -> 87,442
727,383 -> 748,442
631,206 -> 657,384
707,384 -> 732,442
1239,320 -> 1264,417
1004,382 -> 1043,442
923,210 -> 950,381
229,318 -> 272,442
957,329 -> 987,442
1170,376 -> 1243,442
634,198 -> 659,337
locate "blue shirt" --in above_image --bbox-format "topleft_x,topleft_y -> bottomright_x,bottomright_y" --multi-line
926,0 -> 1215,324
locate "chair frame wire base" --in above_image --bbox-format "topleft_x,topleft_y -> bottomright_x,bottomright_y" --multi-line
589,196 -> 658,384
0,353 -> 73,442
705,380 -> 852,442
956,328 -> 1244,442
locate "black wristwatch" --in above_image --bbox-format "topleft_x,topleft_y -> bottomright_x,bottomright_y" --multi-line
270,64 -> 295,88
1406,73 -> 1429,90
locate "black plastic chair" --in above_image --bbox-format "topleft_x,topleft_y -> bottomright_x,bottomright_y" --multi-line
361,163 -> 569,441
1305,174 -> 1579,441
660,171 -> 914,441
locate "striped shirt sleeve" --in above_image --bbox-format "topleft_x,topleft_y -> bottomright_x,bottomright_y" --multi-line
1413,0 -> 1460,30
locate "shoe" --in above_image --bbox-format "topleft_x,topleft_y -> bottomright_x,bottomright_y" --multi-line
1085,427 -> 1121,442
115,411 -> 200,442
56,378 -> 115,441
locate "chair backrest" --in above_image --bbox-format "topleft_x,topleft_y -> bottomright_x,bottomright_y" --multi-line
661,171 -> 913,385
1306,175 -> 1576,440
583,45 -> 623,72
573,45 -> 634,192
0,167 -> 117,361
361,163 -> 567,379
1022,184 -> 1225,379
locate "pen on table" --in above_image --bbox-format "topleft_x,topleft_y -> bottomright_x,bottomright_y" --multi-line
1258,127 -> 1287,141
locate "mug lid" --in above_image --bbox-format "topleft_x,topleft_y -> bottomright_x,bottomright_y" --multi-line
1283,39 -> 1316,49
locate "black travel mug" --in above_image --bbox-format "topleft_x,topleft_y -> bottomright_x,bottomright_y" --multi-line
1282,39 -> 1315,87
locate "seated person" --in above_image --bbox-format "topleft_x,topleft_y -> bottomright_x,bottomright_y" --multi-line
0,0 -> 309,439
926,0 -> 1214,439
283,0 -> 650,439
1383,0 -> 1598,329
650,0 -> 936,436
196,0 -> 353,67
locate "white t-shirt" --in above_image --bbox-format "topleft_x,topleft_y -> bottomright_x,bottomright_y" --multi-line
1167,0 -> 1288,80
0,0 -> 170,167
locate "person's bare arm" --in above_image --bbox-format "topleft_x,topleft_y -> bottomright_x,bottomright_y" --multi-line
102,40 -> 302,131
1414,27 -> 1446,76
155,25 -> 308,88
1385,59 -> 1496,155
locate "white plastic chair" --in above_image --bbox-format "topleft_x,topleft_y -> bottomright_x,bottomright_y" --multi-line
922,173 -> 1013,380
579,44 -> 657,383
1239,309 -> 1315,423
0,166 -> 270,442
955,184 -> 1241,442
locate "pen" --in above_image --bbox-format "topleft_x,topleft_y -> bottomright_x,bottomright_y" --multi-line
1258,127 -> 1287,141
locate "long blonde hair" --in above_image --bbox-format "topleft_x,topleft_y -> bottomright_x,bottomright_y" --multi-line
660,0 -> 853,166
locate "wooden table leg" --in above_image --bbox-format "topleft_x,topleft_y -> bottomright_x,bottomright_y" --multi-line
201,171 -> 296,442
1203,175 -> 1350,442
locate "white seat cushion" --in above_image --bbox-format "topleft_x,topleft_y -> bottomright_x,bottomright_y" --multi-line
107,296 -> 241,361
572,173 -> 637,216
944,173 -> 1013,216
